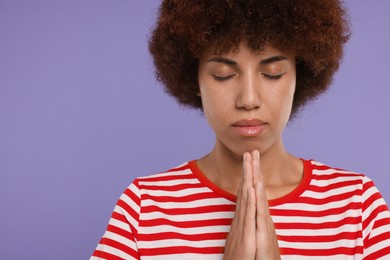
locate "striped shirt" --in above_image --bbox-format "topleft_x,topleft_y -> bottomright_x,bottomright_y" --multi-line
91,159 -> 390,259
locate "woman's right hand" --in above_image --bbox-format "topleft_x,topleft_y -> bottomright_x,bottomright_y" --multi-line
223,152 -> 257,260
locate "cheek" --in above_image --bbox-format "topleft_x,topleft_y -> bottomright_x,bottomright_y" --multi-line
269,80 -> 296,119
280,81 -> 296,120
287,79 -> 297,106
201,91 -> 223,117
200,80 -> 229,110
200,87 -> 231,128
280,74 -> 296,101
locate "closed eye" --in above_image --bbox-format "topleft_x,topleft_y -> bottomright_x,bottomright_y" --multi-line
212,74 -> 235,81
262,73 -> 283,80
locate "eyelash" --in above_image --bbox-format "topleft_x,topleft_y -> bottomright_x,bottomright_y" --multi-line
262,73 -> 283,80
212,73 -> 283,81
212,75 -> 235,81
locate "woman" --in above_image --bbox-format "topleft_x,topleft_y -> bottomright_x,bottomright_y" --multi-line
91,1 -> 390,259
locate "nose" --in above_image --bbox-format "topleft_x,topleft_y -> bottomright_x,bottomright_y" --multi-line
235,73 -> 261,110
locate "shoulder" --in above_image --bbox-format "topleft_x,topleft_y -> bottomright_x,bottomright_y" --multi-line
127,161 -> 202,193
307,159 -> 367,183
302,159 -> 373,199
305,159 -> 387,202
134,161 -> 195,185
116,161 -> 197,207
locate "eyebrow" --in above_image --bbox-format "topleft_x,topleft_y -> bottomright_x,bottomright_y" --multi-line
207,55 -> 288,66
260,55 -> 287,64
207,57 -> 237,65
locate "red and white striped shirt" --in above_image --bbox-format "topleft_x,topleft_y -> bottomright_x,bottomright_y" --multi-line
91,159 -> 390,259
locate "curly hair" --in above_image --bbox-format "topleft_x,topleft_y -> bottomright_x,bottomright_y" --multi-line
149,0 -> 350,117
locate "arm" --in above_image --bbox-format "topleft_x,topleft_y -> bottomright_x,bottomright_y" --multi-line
362,177 -> 390,259
91,180 -> 141,260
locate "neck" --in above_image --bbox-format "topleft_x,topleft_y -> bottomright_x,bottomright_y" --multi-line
197,138 -> 302,198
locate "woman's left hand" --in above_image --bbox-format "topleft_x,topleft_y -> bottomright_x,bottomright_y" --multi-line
247,150 -> 281,260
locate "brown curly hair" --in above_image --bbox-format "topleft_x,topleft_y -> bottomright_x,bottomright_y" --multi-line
149,0 -> 350,117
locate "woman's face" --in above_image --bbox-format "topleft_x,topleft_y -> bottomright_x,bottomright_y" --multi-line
198,42 -> 296,157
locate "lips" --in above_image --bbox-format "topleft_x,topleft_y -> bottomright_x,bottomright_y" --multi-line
232,119 -> 267,137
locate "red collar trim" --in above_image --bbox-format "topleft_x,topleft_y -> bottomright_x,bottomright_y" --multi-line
188,159 -> 312,206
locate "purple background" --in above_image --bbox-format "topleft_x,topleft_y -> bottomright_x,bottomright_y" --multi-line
1,1 -> 389,259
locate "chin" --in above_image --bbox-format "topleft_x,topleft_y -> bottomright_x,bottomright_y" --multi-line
218,136 -> 275,159
230,138 -> 279,158
229,144 -> 265,158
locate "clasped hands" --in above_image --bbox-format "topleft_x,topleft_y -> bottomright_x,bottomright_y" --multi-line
224,150 -> 280,260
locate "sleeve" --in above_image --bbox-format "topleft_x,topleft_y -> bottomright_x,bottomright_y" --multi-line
91,179 -> 141,260
361,176 -> 390,259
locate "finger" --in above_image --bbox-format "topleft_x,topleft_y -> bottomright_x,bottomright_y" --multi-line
243,185 -> 256,240
251,150 -> 261,186
242,152 -> 253,200
224,187 -> 257,259
240,153 -> 256,250
240,152 -> 255,218
236,152 -> 249,204
254,181 -> 280,256
235,154 -> 244,210
233,152 -> 250,227
242,152 -> 257,241
224,152 -> 258,260
252,153 -> 273,238
255,181 -> 270,224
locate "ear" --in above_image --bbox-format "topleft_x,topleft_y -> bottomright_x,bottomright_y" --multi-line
195,86 -> 201,97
